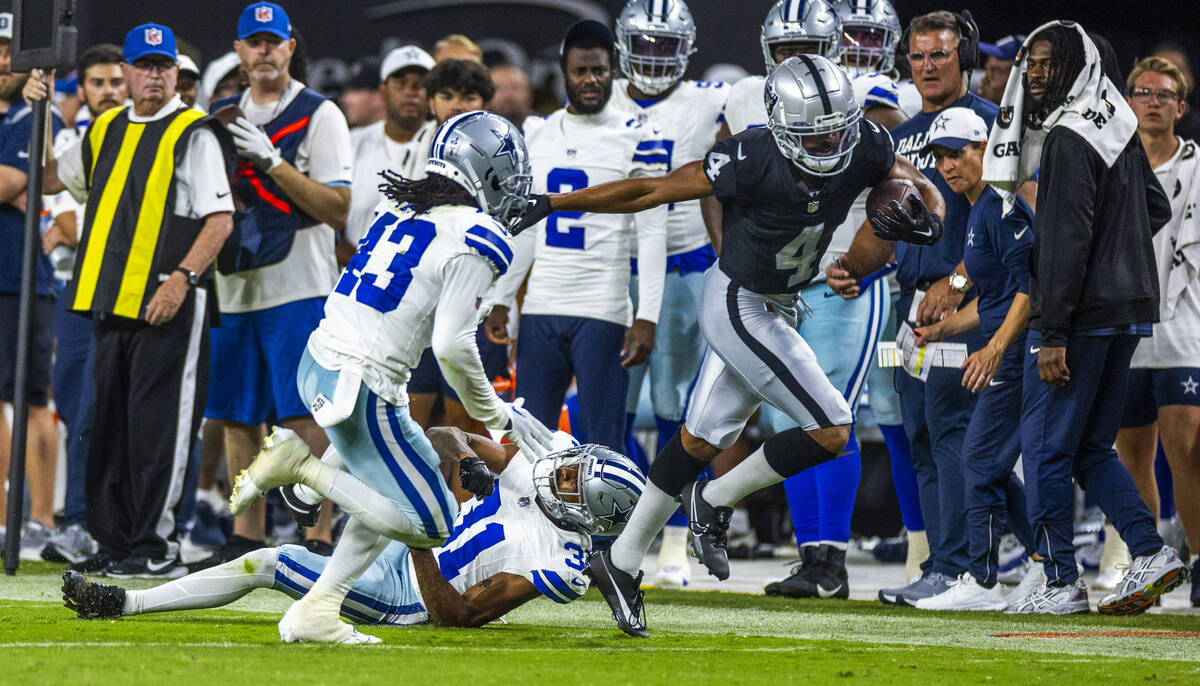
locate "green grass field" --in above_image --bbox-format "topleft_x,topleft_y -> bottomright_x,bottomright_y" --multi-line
2,561 -> 1198,684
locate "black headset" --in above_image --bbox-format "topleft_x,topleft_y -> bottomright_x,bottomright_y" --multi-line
901,9 -> 982,72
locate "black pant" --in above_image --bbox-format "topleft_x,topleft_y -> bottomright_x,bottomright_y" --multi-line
86,289 -> 210,560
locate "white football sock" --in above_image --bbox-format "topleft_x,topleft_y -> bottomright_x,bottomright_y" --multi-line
125,548 -> 277,615
701,445 -> 784,507
610,482 -> 679,576
302,518 -> 387,609
294,445 -> 344,505
297,457 -> 444,547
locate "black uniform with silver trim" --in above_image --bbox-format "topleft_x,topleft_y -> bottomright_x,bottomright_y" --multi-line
706,119 -> 894,294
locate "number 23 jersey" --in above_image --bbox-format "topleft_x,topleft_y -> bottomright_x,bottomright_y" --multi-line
704,121 -> 894,295
431,457 -> 592,604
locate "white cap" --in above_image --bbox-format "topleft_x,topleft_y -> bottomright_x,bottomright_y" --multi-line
921,107 -> 990,154
177,54 -> 200,77
0,13 -> 12,40
198,52 -> 241,110
380,45 -> 434,82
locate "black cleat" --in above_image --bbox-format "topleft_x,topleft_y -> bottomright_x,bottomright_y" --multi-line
62,570 -> 125,619
679,480 -> 732,581
280,484 -> 321,528
585,549 -> 648,638
765,545 -> 819,597
68,552 -> 116,576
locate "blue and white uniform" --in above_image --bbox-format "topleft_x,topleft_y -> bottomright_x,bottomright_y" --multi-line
494,108 -> 668,450
302,202 -> 517,542
608,78 -> 727,448
726,71 -> 899,548
273,456 -> 591,625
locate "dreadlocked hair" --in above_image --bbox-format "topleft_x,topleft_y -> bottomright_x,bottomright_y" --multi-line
1026,26 -> 1086,127
379,170 -> 479,216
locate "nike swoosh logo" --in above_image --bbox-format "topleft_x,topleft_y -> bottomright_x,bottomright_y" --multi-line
1013,228 -> 1029,240
1030,346 -> 1040,354
737,143 -> 746,160
217,191 -> 231,198
17,150 -> 29,158
818,584 -> 844,598
145,559 -> 175,572
988,379 -> 1006,387
913,227 -> 933,237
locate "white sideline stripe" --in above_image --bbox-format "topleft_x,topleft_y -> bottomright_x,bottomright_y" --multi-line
0,641 -> 831,653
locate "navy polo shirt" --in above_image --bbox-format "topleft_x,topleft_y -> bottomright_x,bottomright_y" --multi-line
0,101 -> 64,295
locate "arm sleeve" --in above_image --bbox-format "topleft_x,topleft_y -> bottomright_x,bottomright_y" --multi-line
431,254 -> 509,429
298,100 -> 354,186
1035,129 -> 1100,347
182,127 -> 235,218
998,206 -> 1034,295
632,203 -> 667,324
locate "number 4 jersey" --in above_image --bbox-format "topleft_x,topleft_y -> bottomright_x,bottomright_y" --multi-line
704,122 -> 894,295
430,456 -> 591,604
307,203 -> 514,417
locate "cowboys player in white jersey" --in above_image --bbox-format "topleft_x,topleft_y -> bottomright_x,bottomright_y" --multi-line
485,21 -> 668,454
62,430 -> 644,635
220,111 -> 557,643
724,0 -> 909,600
516,55 -> 944,636
606,0 -> 728,588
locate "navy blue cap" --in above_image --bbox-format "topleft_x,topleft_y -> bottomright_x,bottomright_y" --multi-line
238,2 -> 292,40
980,35 -> 1025,62
124,23 -> 178,63
561,19 -> 615,55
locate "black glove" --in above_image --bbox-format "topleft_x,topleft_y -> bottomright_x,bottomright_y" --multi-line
510,194 -> 552,236
279,484 -> 320,528
871,194 -> 943,246
459,456 -> 495,500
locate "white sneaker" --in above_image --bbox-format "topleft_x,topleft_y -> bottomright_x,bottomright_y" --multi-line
653,525 -> 691,588
1006,578 -> 1089,614
19,519 -> 52,561
997,557 -> 1035,586
1098,545 -> 1188,615
278,596 -> 381,645
914,572 -> 1007,611
230,427 -> 313,516
1004,561 -> 1046,611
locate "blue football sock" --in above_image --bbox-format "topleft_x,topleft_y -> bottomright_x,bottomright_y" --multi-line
879,423 -> 924,532
816,428 -> 861,543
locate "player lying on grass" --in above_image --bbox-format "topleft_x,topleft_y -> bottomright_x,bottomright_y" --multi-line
62,428 -> 644,636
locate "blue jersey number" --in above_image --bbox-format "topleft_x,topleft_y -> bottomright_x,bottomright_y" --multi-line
545,168 -> 588,250
333,214 -> 436,313
563,542 -> 586,572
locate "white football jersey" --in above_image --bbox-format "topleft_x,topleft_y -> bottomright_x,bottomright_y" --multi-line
724,72 -> 900,274
308,203 -> 514,409
496,108 -> 669,327
608,79 -> 728,256
346,119 -> 437,245
429,457 -> 591,603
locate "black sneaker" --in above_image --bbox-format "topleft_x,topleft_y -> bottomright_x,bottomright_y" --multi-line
809,544 -> 850,599
187,535 -> 266,573
107,556 -> 187,579
280,484 -> 321,528
302,539 -> 333,556
679,480 -> 732,581
62,570 -> 126,619
585,549 -> 648,638
765,545 -> 819,597
68,552 -> 117,575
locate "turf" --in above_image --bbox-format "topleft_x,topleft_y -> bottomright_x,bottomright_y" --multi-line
2,562 -> 1198,684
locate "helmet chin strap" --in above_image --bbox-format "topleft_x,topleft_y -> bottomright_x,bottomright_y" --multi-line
533,494 -> 588,534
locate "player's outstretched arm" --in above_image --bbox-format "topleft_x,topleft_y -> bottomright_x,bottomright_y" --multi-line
409,550 -> 541,627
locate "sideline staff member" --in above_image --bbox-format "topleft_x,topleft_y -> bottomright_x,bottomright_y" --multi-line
33,23 -> 236,577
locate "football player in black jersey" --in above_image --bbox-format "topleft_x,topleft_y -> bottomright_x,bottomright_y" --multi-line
516,54 -> 943,637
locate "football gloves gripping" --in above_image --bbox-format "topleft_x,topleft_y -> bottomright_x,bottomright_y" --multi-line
872,194 -> 943,246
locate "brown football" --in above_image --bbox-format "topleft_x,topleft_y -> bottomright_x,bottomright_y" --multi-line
212,104 -> 246,127
866,179 -> 918,229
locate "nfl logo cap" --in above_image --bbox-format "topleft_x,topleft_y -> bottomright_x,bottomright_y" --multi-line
920,107 -> 990,155
124,23 -> 178,63
380,45 -> 435,81
238,2 -> 292,40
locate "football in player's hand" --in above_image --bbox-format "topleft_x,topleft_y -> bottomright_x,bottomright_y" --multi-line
866,179 -> 918,229
212,104 -> 247,128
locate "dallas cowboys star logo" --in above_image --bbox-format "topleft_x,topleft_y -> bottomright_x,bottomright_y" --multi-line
1182,376 -> 1198,396
492,129 -> 520,165
931,117 -> 950,132
594,498 -> 635,530
967,228 -> 975,247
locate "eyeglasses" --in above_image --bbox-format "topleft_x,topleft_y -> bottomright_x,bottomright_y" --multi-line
1130,88 -> 1181,103
129,61 -> 176,75
907,50 -> 954,67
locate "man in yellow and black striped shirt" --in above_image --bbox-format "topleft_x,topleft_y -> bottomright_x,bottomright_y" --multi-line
32,23 -> 235,578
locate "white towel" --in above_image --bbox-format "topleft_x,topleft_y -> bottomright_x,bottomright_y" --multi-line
1154,139 -> 1200,320
981,20 -> 1139,210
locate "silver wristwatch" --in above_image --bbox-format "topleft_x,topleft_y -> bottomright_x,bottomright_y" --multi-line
948,272 -> 969,294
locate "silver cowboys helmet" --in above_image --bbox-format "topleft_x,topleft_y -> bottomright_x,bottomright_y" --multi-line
425,110 -> 533,231
760,0 -> 844,74
830,0 -> 901,76
615,0 -> 697,95
765,55 -> 862,176
532,443 -> 645,537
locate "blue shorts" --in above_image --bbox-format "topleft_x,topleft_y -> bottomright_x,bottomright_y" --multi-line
205,297 -> 323,424
297,348 -> 458,540
1121,367 -> 1200,427
274,541 -> 428,625
0,293 -> 54,406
